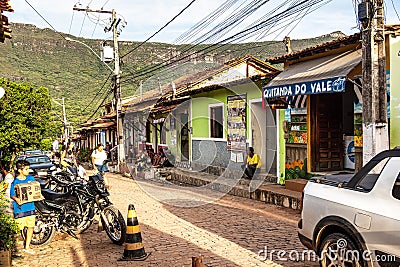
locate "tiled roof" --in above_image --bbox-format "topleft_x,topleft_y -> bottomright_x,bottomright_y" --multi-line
267,33 -> 361,64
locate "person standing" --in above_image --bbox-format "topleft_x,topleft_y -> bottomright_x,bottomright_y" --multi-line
242,147 -> 262,179
91,143 -> 110,188
52,139 -> 60,159
1,163 -> 14,214
105,142 -> 111,160
61,141 -> 77,175
9,160 -> 36,254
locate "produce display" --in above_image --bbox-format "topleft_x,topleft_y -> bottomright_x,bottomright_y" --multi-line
284,158 -> 312,180
287,114 -> 307,144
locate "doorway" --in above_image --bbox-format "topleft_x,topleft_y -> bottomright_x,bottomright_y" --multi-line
250,100 -> 274,173
310,93 -> 343,171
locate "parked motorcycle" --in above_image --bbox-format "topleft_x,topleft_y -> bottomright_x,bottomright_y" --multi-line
22,171 -> 126,246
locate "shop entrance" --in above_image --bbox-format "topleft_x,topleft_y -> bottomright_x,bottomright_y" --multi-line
310,93 -> 343,171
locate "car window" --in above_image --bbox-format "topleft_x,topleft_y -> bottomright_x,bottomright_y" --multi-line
36,156 -> 50,163
25,157 -> 37,164
392,173 -> 400,200
357,158 -> 390,191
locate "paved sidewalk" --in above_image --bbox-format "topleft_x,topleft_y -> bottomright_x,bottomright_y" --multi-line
142,167 -> 303,210
13,172 -> 314,267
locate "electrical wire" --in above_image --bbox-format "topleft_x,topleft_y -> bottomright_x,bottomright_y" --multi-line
86,88 -> 114,121
120,0 -> 329,86
120,0 -> 317,81
79,12 -> 87,37
69,10 -> 75,34
391,0 -> 400,21
81,73 -> 113,113
120,0 -> 198,59
23,0 -> 67,40
102,0 -> 110,9
174,0 -> 241,44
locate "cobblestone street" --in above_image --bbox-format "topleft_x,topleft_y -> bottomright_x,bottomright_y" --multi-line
14,173 -> 318,267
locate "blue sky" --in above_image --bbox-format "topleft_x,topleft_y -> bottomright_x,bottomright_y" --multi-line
9,0 -> 400,43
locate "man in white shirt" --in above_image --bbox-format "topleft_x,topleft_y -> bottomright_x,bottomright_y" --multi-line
91,143 -> 110,189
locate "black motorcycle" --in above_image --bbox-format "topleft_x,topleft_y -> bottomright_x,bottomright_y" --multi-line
22,172 -> 126,246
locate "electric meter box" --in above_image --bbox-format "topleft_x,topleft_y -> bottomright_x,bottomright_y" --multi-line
101,46 -> 114,63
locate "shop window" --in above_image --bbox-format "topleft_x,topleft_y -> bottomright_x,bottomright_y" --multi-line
209,104 -> 224,138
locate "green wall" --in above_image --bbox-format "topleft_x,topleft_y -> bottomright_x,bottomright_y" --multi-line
191,82 -> 263,139
390,36 -> 400,148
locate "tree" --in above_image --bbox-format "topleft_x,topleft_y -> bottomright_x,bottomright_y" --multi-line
0,78 -> 52,161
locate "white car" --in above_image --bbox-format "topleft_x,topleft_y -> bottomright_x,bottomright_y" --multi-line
298,149 -> 400,267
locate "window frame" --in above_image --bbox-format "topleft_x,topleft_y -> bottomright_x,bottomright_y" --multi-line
208,103 -> 225,139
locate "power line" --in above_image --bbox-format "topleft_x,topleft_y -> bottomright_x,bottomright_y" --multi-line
120,0 -> 326,85
391,0 -> 400,21
120,0 -> 198,59
79,12 -> 87,37
81,73 -> 113,113
23,0 -> 67,40
86,87 -> 114,121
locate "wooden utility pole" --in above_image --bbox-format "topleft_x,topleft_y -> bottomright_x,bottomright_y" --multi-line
360,0 -> 389,164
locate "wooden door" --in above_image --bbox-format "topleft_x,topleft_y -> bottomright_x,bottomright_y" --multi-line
311,93 -> 343,171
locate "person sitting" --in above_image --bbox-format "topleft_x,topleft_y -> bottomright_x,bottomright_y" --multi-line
134,150 -> 149,176
241,147 -> 262,179
153,148 -> 166,167
162,148 -> 175,167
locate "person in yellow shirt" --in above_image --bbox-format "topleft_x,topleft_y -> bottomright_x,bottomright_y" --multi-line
242,147 -> 262,179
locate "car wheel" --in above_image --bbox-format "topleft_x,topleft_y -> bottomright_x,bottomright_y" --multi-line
319,232 -> 368,267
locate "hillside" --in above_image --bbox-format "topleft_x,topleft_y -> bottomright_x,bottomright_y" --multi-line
0,23 -> 343,126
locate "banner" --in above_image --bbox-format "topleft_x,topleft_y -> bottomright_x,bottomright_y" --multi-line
263,76 -> 346,99
227,94 -> 247,151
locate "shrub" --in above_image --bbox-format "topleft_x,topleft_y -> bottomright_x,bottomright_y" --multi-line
0,181 -> 19,252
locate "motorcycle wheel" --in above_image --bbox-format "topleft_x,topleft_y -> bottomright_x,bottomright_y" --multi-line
21,216 -> 56,247
101,206 -> 126,245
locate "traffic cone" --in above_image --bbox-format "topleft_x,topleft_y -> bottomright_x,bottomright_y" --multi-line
118,204 -> 151,261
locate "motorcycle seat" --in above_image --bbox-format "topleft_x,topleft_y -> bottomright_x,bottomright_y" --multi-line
41,188 -> 70,201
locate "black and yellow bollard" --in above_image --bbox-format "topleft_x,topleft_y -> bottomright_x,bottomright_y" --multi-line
118,204 -> 151,261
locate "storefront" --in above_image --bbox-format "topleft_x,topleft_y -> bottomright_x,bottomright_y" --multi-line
264,49 -> 362,175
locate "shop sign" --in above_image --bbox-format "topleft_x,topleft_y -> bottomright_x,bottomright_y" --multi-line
263,76 -> 346,99
266,97 -> 288,109
153,117 -> 165,124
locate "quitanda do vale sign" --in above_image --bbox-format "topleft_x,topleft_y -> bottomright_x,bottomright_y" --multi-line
263,76 -> 346,99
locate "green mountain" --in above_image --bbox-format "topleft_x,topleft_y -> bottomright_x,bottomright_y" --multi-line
0,23 -> 343,126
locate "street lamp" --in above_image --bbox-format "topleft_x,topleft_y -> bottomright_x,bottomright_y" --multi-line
65,37 -> 114,73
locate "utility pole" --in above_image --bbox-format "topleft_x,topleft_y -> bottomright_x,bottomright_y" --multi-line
73,6 -> 125,171
62,97 -> 68,141
359,0 -> 389,164
110,9 -> 124,172
52,98 -> 69,143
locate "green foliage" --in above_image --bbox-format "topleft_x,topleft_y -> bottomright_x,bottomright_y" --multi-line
40,138 -> 52,151
0,182 -> 19,252
0,23 -> 340,126
0,78 -> 52,160
77,148 -> 92,163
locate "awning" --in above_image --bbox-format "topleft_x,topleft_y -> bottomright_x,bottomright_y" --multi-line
263,50 -> 361,99
91,121 -> 116,129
